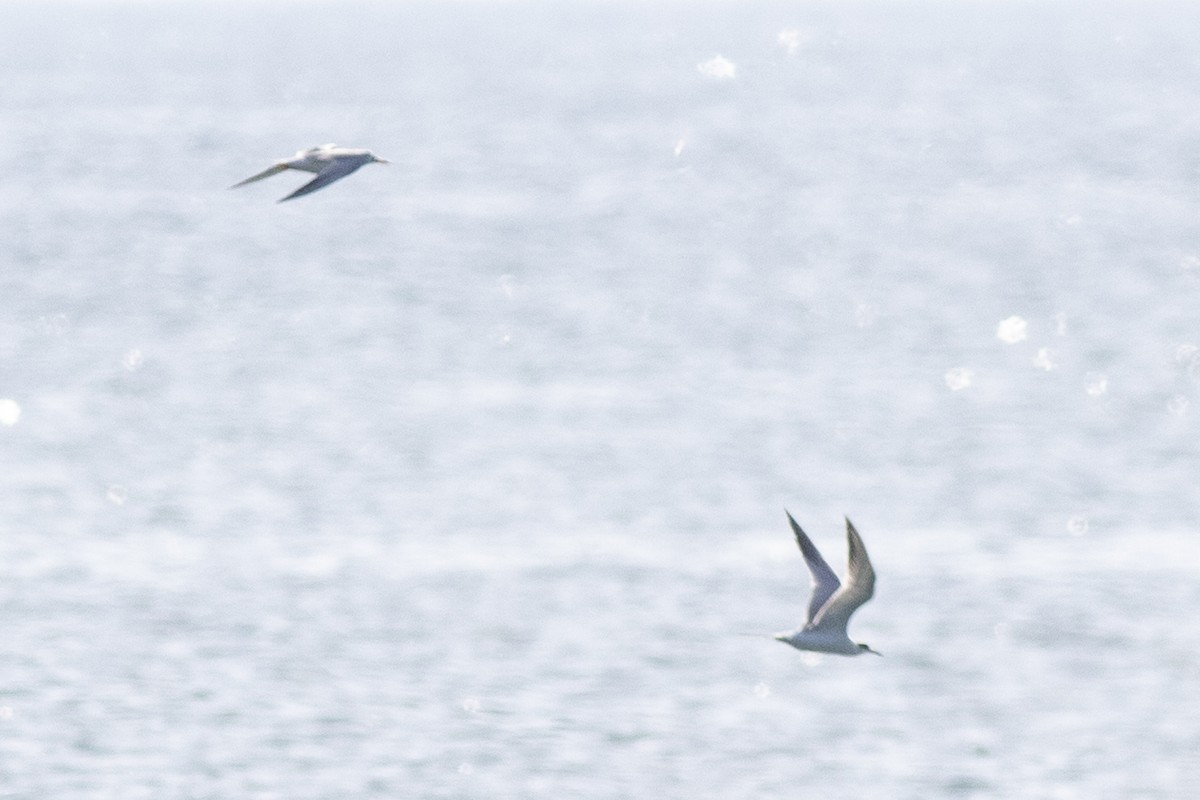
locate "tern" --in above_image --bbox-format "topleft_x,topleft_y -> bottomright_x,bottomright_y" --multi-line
774,511 -> 880,656
230,144 -> 388,202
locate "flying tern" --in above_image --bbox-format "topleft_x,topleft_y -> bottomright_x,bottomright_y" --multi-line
230,144 -> 388,202
774,511 -> 880,656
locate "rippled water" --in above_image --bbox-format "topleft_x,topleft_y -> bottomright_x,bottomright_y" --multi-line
3,2 -> 1199,798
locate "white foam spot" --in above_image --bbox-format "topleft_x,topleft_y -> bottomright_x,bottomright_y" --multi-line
122,349 -> 144,371
1066,516 -> 1089,536
996,316 -> 1028,344
1167,395 -> 1189,417
697,55 -> 736,79
1054,313 -> 1069,336
0,399 -> 21,427
673,138 -> 686,157
1032,347 -> 1056,371
1085,373 -> 1108,397
461,697 -> 481,713
753,681 -> 771,698
944,368 -> 974,391
497,274 -> 516,299
457,763 -> 475,776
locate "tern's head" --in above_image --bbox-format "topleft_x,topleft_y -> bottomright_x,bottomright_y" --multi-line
858,643 -> 882,657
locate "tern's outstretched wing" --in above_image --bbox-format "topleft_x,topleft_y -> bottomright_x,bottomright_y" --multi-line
809,517 -> 876,633
277,160 -> 365,202
230,163 -> 289,188
785,511 -> 840,625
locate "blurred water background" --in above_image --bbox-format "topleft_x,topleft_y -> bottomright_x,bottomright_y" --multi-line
2,1 -> 1199,797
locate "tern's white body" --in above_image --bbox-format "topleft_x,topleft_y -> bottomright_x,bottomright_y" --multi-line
774,512 -> 880,657
230,144 -> 388,202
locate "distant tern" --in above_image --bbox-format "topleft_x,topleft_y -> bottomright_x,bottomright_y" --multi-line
774,512 -> 880,656
230,144 -> 388,202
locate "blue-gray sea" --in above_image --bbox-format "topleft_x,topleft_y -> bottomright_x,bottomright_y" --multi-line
3,1 -> 1199,797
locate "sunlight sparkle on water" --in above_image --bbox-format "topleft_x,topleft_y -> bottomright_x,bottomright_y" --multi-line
944,368 -> 973,391
854,303 -> 878,328
1032,347 -> 1056,371
778,29 -> 805,55
0,398 -> 20,427
697,55 -> 736,79
1174,344 -> 1200,382
996,315 -> 1028,343
36,313 -> 69,336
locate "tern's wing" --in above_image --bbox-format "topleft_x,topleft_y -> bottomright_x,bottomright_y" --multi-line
809,517 -> 876,633
230,163 -> 288,189
785,511 -> 840,625
277,160 -> 364,202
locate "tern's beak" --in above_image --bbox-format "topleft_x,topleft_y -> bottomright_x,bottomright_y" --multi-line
374,157 -> 390,164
